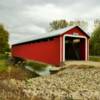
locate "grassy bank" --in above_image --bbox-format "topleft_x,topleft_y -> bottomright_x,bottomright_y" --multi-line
89,56 -> 100,62
0,54 -> 49,80
26,60 -> 48,71
0,55 -> 34,80
0,59 -> 8,72
0,54 -> 9,72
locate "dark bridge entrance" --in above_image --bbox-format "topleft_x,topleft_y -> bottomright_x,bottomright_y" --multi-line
65,36 -> 85,60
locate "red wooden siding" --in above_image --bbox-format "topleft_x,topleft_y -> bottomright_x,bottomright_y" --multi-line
62,27 -> 87,36
12,36 -> 60,66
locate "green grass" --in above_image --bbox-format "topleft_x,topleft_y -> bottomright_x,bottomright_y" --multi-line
26,60 -> 48,71
89,56 -> 100,62
0,59 -> 8,72
0,54 -> 8,60
0,54 -> 9,72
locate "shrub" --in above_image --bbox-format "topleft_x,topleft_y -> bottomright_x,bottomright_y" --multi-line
10,57 -> 26,67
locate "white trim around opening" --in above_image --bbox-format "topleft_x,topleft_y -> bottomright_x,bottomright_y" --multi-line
60,36 -> 62,62
63,34 -> 87,62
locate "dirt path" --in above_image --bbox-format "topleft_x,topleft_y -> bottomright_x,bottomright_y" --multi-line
64,61 -> 100,67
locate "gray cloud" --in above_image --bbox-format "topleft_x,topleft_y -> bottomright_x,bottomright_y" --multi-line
0,0 -> 100,44
23,0 -> 100,7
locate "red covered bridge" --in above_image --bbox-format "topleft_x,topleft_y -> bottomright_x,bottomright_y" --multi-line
11,26 -> 90,66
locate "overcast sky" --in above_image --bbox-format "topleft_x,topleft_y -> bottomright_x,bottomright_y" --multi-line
0,0 -> 100,44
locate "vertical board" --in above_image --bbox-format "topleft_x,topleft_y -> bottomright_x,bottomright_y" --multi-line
80,38 -> 85,60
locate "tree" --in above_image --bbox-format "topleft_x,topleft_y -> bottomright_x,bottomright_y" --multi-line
94,18 -> 100,29
0,24 -> 9,54
49,20 -> 68,31
49,20 -> 88,31
90,25 -> 100,56
69,20 -> 88,30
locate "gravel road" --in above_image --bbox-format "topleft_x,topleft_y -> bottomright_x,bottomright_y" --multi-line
0,61 -> 100,100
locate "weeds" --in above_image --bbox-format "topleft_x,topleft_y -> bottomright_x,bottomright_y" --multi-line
26,60 -> 48,71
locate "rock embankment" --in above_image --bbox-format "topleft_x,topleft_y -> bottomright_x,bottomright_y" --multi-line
22,67 -> 100,100
0,64 -> 100,100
